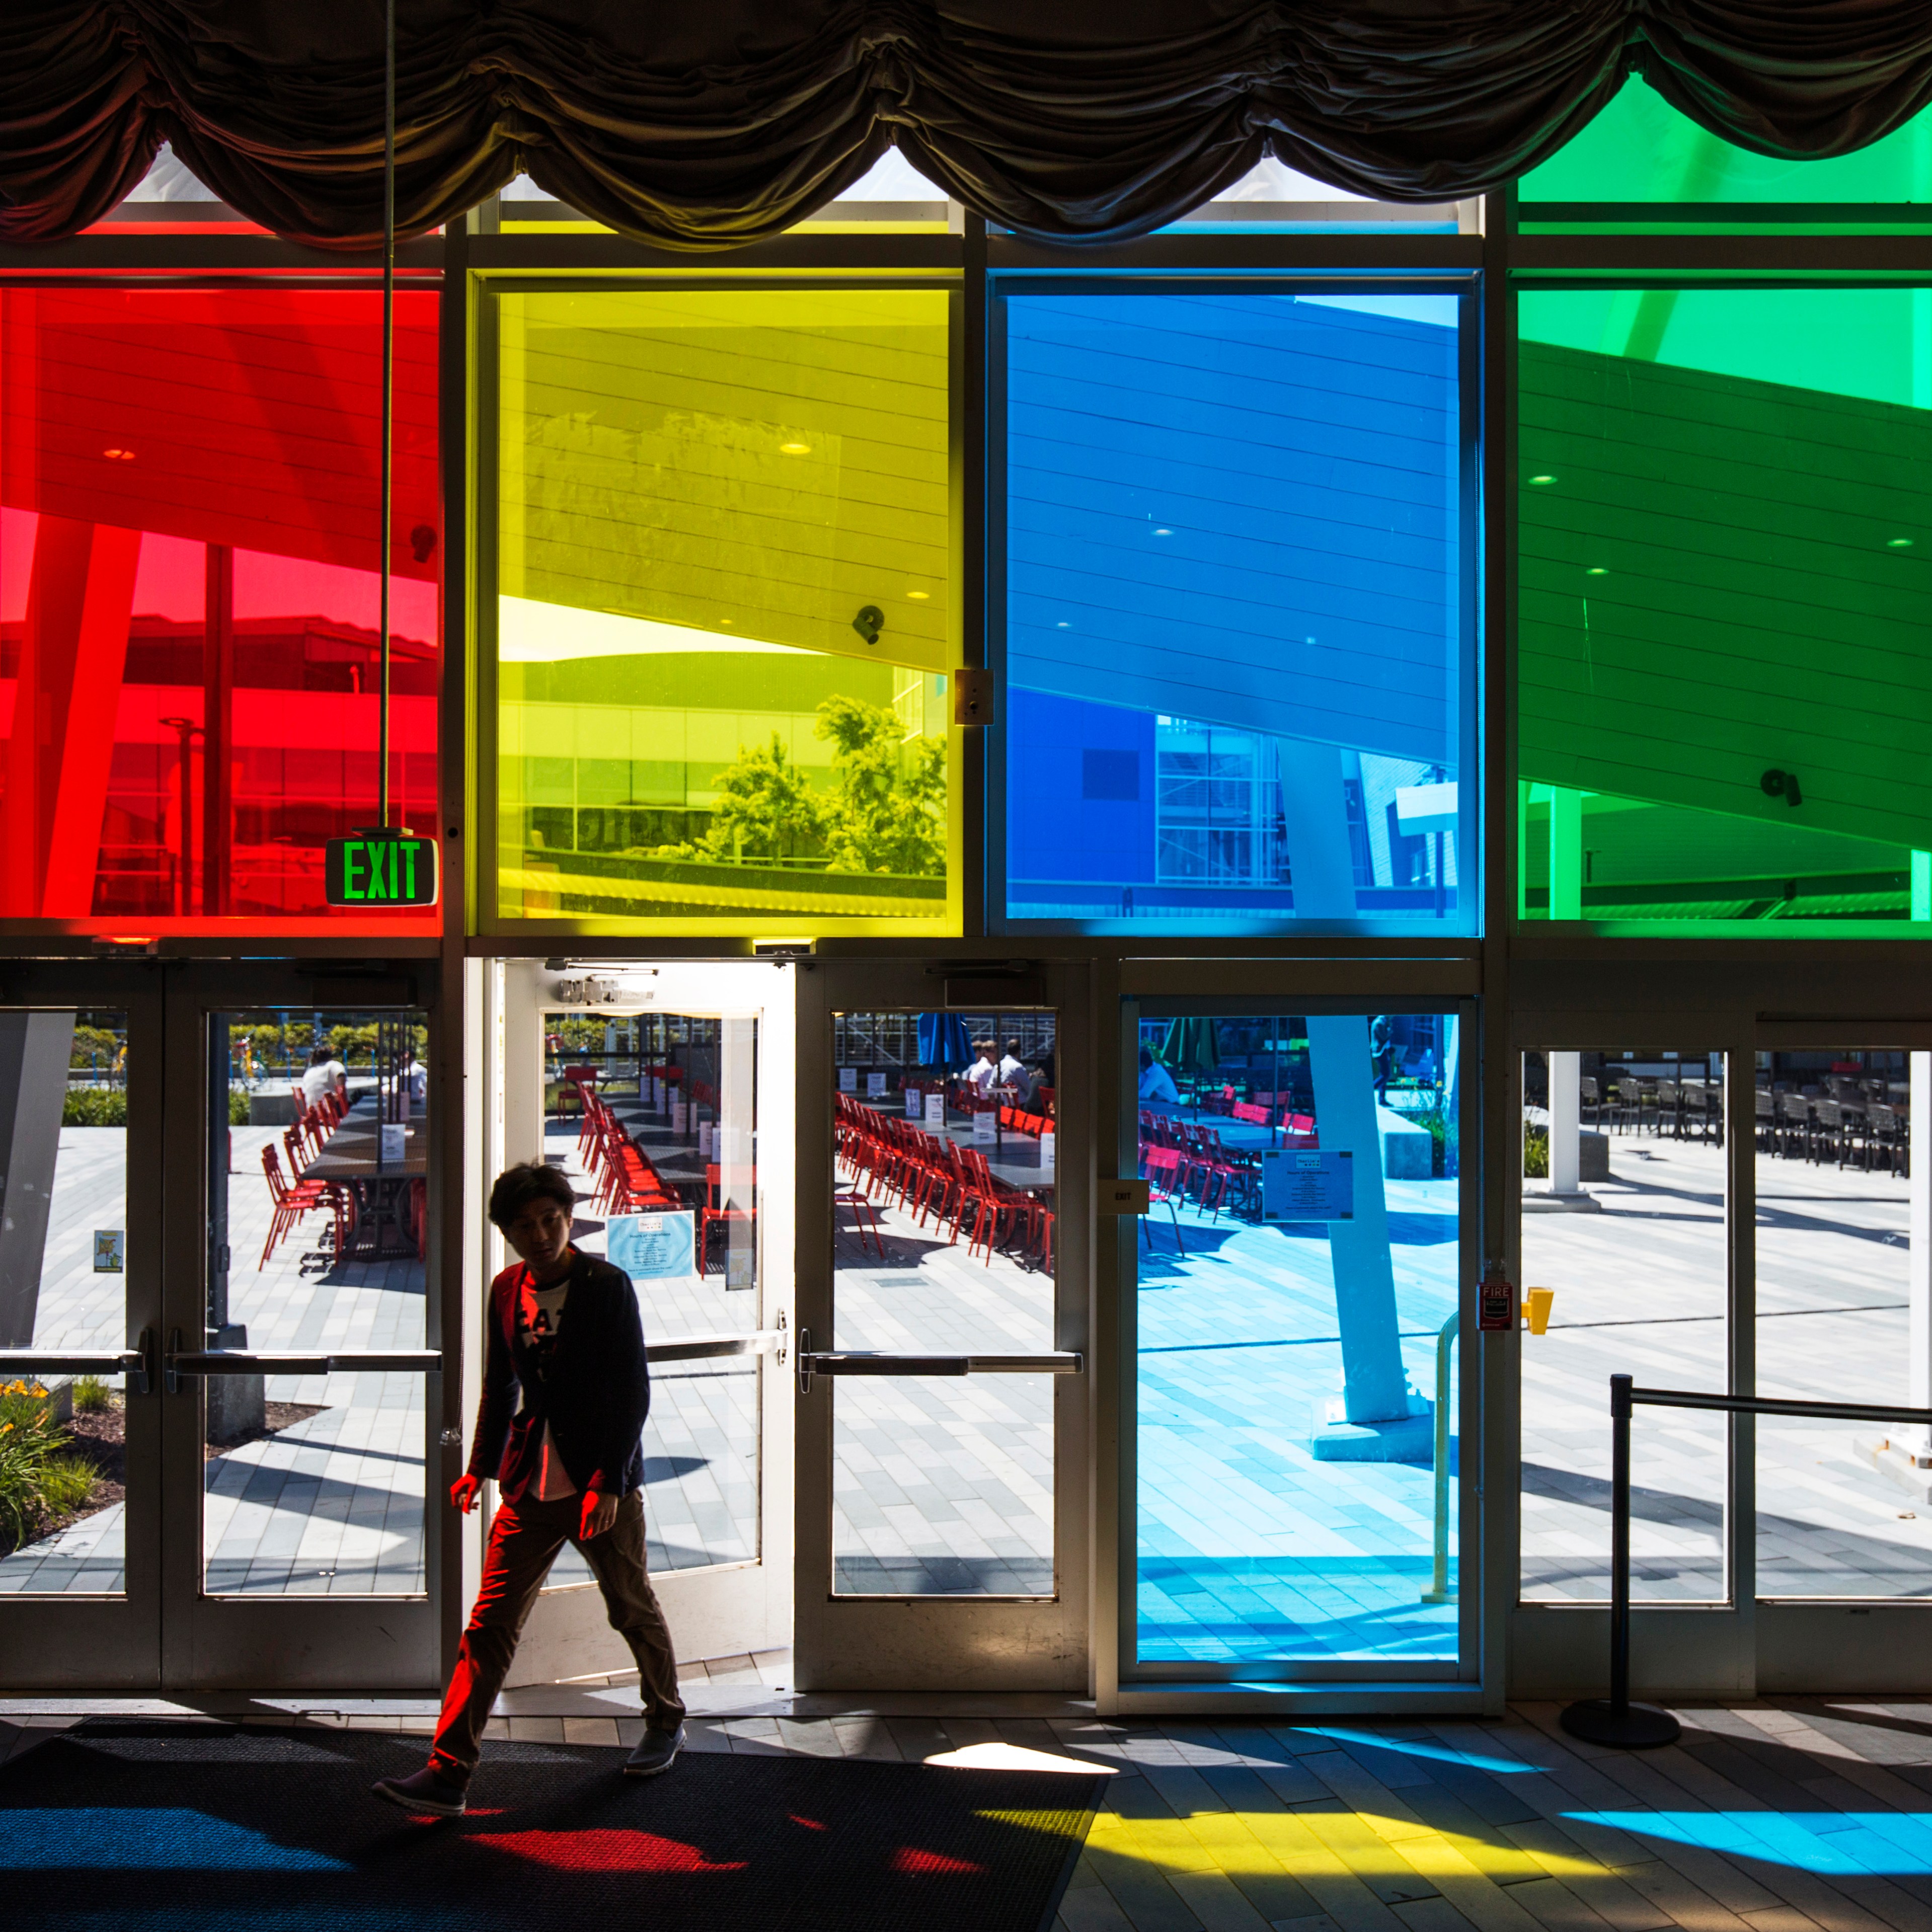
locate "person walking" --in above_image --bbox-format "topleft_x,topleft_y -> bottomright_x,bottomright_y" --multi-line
371,1161 -> 685,1816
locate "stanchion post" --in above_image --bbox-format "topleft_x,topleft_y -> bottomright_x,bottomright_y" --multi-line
1609,1370 -> 1631,1714
1560,1372 -> 1681,1748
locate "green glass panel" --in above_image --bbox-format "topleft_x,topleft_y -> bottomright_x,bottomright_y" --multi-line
1516,288 -> 1932,930
493,289 -> 958,931
1521,76 -> 1932,209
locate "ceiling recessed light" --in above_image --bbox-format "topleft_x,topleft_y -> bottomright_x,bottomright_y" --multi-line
1154,527 -> 1174,536
1056,621 -> 1070,629
1586,567 -> 1609,576
102,447 -> 135,461
1528,474 -> 1556,486
906,590 -> 930,600
779,441 -> 811,454
1889,536 -> 1914,549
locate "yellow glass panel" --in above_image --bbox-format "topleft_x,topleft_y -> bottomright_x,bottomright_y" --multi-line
492,288 -> 958,931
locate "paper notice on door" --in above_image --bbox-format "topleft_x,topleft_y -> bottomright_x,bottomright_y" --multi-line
608,1210 -> 698,1284
1261,1149 -> 1354,1221
94,1230 -> 124,1274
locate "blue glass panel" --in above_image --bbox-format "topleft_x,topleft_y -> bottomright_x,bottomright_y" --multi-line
1134,1011 -> 1461,1666
1001,290 -> 1471,931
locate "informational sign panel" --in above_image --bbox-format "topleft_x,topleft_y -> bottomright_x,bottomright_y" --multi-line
93,1230 -> 124,1274
867,1072 -> 888,1099
1261,1148 -> 1355,1222
906,1087 -> 923,1118
971,1108 -> 997,1143
838,1066 -> 858,1093
325,832 -> 438,907
924,1094 -> 946,1128
608,1210 -> 698,1284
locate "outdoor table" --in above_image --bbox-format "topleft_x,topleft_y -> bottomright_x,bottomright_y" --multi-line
304,1096 -> 427,1259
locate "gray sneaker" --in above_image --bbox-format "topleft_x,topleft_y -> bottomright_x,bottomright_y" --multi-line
371,1764 -> 469,1816
624,1720 -> 686,1777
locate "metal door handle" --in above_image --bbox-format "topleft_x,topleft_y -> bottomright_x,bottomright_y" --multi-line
0,1328 -> 154,1396
165,1346 -> 443,1380
647,1328 -> 786,1365
796,1345 -> 1080,1395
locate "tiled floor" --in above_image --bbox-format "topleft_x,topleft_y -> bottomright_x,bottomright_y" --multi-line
13,1694 -> 1932,1932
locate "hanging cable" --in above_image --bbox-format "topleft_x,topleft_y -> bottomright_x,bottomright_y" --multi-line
377,0 -> 396,831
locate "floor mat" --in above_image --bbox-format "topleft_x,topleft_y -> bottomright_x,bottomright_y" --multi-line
0,1720 -> 1098,1931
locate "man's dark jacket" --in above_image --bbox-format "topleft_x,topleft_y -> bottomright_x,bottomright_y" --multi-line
467,1251 -> 649,1499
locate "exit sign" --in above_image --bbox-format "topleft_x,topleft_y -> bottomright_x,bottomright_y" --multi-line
326,832 -> 439,907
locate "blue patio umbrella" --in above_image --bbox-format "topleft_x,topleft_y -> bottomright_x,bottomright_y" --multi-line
917,1012 -> 974,1069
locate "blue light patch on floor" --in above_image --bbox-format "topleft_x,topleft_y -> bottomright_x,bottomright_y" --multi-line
1297,1727 -> 1543,1773
0,1809 -> 350,1869
1567,1812 -> 1932,1876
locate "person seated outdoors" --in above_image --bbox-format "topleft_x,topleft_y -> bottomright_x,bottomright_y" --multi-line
299,1046 -> 342,1111
997,1038 -> 1027,1089
1138,1046 -> 1180,1105
966,1039 -> 999,1097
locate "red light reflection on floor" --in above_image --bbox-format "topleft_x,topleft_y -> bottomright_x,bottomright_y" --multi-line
477,1828 -> 748,1872
891,1846 -> 986,1874
790,1815 -> 827,1831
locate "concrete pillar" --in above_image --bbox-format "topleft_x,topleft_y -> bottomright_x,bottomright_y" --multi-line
1279,746 -> 1358,920
0,1011 -> 77,1348
1548,1051 -> 1581,1196
0,518 -> 141,917
1306,1015 -> 1411,1426
1548,788 -> 1583,920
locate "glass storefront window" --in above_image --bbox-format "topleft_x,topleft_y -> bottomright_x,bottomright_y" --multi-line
0,288 -> 440,932
1520,79 -> 1932,222
1518,287 -> 1932,930
1000,289 -> 1472,932
490,287 -> 959,933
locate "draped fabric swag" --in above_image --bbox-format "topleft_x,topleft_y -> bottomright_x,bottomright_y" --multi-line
4,3 -> 1932,250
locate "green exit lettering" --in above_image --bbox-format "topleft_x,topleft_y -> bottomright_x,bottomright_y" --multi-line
326,835 -> 436,908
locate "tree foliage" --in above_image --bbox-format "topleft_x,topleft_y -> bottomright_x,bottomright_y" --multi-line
683,700 -> 946,877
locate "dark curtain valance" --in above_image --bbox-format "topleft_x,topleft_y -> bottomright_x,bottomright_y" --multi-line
4,3 -> 1932,251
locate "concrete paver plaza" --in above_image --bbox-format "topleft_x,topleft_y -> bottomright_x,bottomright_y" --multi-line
8,1104 -> 1924,1667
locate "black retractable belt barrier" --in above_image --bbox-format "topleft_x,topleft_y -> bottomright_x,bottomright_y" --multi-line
1562,1374 -> 1932,1749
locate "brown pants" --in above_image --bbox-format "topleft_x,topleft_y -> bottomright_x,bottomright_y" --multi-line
429,1487 -> 684,1780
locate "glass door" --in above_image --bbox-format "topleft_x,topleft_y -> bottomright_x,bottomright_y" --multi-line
1509,1030 -> 1753,1702
1121,1000 -> 1472,1682
494,959 -> 793,1686
157,964 -> 443,1690
1752,1025 -> 1932,1692
0,967 -> 161,1689
792,960 -> 1087,1691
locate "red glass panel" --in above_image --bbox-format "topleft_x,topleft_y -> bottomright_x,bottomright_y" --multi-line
0,287 -> 440,931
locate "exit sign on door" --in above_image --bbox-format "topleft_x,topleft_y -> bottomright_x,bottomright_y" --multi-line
325,833 -> 439,907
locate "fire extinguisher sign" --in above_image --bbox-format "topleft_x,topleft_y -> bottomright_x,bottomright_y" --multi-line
1478,1259 -> 1516,1332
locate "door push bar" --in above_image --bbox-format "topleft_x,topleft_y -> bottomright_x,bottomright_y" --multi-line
795,1331 -> 1081,1395
163,1332 -> 443,1392
0,1328 -> 156,1396
649,1320 -> 787,1366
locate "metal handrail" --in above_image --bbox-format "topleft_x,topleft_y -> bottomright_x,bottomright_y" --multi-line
1563,1374 -> 1932,1750
1421,1310 -> 1458,1605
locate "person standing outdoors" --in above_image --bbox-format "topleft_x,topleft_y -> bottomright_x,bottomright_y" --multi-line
372,1161 -> 685,1816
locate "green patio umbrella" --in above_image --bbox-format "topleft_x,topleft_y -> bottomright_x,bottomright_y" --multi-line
1158,1017 -> 1222,1080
